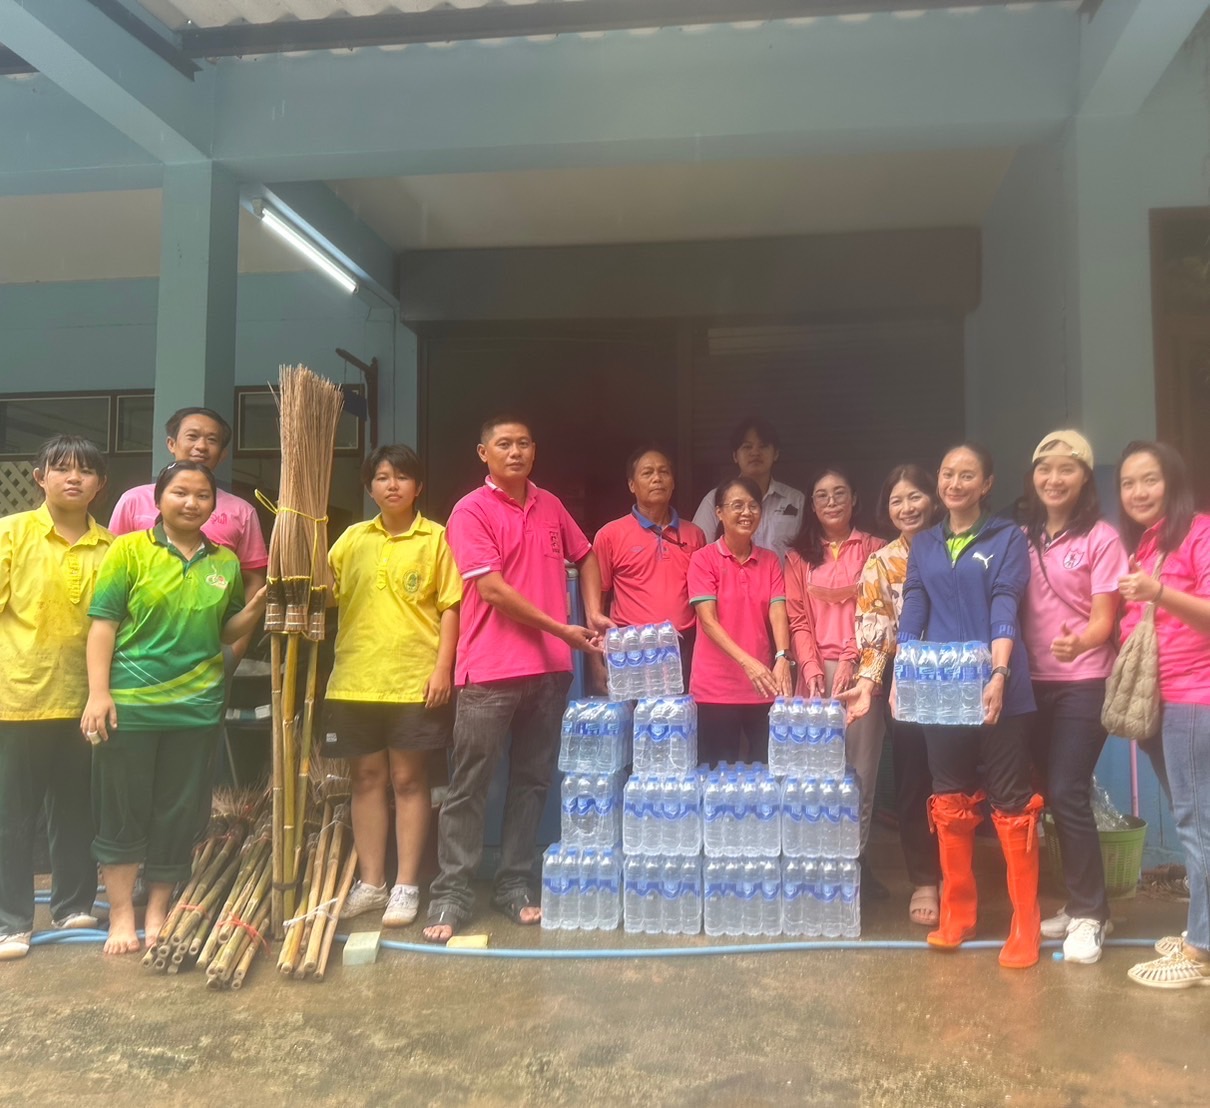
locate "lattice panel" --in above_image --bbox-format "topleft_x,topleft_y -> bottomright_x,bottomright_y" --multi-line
0,462 -> 38,515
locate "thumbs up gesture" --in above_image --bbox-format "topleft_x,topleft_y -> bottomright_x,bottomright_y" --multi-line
1050,620 -> 1082,664
1118,555 -> 1161,604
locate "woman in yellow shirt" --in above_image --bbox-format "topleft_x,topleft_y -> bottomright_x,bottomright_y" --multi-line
325,445 -> 462,929
0,435 -> 112,961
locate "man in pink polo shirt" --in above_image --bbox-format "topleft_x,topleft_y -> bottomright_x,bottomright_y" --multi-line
423,416 -> 604,942
591,446 -> 706,688
109,407 -> 268,658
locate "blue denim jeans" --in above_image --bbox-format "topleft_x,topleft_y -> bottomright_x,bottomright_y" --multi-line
1161,702 -> 1210,953
429,672 -> 572,916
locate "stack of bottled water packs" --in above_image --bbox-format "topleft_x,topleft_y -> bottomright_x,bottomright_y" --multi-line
622,696 -> 703,936
605,622 -> 684,699
893,640 -> 991,726
543,699 -> 633,931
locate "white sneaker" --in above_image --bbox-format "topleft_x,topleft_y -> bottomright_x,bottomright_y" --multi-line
52,912 -> 99,930
339,880 -> 390,920
382,885 -> 420,928
1041,907 -> 1073,939
1062,918 -> 1107,964
0,932 -> 32,961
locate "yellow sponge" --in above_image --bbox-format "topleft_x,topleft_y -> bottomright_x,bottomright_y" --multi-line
446,933 -> 489,949
342,930 -> 381,966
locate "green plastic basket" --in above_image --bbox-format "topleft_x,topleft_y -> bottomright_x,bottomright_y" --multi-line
1042,813 -> 1148,900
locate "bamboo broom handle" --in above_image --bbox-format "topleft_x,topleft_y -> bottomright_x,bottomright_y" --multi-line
281,633 -> 301,922
301,818 -> 345,976
278,832 -> 319,975
171,833 -> 247,951
231,901 -> 273,990
209,853 -> 272,984
291,802 -> 334,974
198,837 -> 270,969
314,844 -> 358,983
293,638 -> 320,864
270,633 -> 286,937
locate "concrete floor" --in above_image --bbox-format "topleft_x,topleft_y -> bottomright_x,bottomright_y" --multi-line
3,829 -> 1209,1107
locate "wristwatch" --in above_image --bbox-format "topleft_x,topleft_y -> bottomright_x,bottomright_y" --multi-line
991,665 -> 1011,680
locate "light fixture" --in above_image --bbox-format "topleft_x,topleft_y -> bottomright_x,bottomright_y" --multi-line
258,205 -> 358,294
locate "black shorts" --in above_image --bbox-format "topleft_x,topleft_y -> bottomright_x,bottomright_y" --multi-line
322,700 -> 454,759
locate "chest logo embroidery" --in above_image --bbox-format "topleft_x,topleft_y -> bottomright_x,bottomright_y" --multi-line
1063,550 -> 1084,570
972,552 -> 994,570
404,570 -> 421,594
205,573 -> 228,590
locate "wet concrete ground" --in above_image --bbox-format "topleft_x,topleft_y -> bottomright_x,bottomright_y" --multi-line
2,829 -> 1208,1107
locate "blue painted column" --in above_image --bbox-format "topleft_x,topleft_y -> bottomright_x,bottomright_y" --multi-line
151,161 -> 240,476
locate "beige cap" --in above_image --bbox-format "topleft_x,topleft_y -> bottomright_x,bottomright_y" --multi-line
1032,429 -> 1094,469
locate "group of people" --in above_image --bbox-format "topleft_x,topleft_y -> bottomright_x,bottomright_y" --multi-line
1,407 -> 1208,993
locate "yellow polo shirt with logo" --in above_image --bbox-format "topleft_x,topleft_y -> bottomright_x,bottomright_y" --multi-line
325,512 -> 462,704
0,504 -> 114,720
88,526 -> 244,731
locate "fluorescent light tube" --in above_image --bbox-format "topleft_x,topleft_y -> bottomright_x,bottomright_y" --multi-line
259,207 -> 358,294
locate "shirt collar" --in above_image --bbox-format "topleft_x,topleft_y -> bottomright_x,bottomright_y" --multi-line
33,503 -> 106,547
371,511 -> 431,539
714,536 -> 761,563
765,479 -> 792,503
485,476 -> 537,507
631,505 -> 681,532
151,521 -> 216,562
943,514 -> 988,541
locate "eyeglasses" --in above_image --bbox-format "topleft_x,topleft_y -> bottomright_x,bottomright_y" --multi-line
722,500 -> 761,515
813,490 -> 851,506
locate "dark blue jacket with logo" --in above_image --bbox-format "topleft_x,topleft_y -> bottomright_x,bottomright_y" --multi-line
897,512 -> 1035,718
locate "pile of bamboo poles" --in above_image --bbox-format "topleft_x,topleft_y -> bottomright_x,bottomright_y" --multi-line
143,790 -> 275,989
264,365 -> 346,938
277,799 -> 357,981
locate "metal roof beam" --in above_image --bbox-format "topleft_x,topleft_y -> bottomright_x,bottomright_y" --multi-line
181,0 -> 1072,55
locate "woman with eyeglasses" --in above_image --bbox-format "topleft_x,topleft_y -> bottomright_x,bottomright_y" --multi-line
785,466 -> 886,894
687,477 -> 793,766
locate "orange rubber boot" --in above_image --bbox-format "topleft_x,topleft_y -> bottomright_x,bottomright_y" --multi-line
992,794 -> 1045,969
926,791 -> 985,950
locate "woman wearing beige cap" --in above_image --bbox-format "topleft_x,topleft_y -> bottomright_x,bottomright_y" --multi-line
1019,430 -> 1127,965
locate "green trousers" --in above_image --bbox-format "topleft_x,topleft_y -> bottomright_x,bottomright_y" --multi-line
91,726 -> 217,885
0,720 -> 97,935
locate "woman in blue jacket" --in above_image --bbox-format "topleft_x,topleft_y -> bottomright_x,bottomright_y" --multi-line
898,443 -> 1042,969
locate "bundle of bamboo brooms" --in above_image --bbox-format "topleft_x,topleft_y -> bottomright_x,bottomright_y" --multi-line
264,365 -> 347,940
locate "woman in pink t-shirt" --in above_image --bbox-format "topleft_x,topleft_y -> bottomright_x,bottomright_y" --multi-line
1114,442 -> 1210,990
1019,430 -> 1127,967
785,466 -> 886,893
688,477 -> 793,766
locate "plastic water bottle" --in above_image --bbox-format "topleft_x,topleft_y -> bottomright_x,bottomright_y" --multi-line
937,642 -> 962,726
559,703 -> 579,770
838,774 -> 861,859
767,697 -> 790,777
739,773 -> 759,855
801,777 -> 822,858
782,858 -> 805,936
581,702 -> 603,772
723,859 -> 743,936
541,845 -> 563,930
597,703 -> 616,772
839,858 -> 861,938
648,700 -> 671,773
819,858 -> 841,938
819,778 -> 841,858
643,777 -> 661,854
805,698 -> 826,777
598,772 -> 621,847
623,855 -> 643,934
557,847 -> 579,931
680,775 -> 701,854
702,772 -> 724,856
757,773 -> 781,857
606,629 -> 627,699
658,856 -> 681,935
800,859 -> 821,937
960,641 -> 985,726
639,624 -> 661,696
623,626 -> 643,698
622,777 -> 641,854
598,849 -> 621,931
781,777 -> 801,857
822,699 -> 847,779
657,621 -> 683,695
788,697 -> 809,778
894,641 -> 918,723
703,858 -> 725,937
916,643 -> 939,726
642,856 -> 662,935
758,858 -> 781,936
667,697 -> 691,773
578,848 -> 598,931
739,859 -> 761,936
721,771 -> 742,858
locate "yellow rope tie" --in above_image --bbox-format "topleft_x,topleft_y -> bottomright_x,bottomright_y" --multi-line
256,489 -> 330,572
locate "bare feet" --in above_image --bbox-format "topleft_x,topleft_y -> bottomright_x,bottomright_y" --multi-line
143,907 -> 167,950
517,905 -> 541,925
103,906 -> 141,955
422,923 -> 454,944
909,885 -> 940,927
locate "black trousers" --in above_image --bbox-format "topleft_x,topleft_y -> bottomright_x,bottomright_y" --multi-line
697,702 -> 771,767
890,715 -> 941,887
1029,680 -> 1110,922
924,712 -> 1036,813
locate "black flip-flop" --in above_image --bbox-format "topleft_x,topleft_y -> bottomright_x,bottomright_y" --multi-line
493,890 -> 541,926
421,906 -> 469,945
